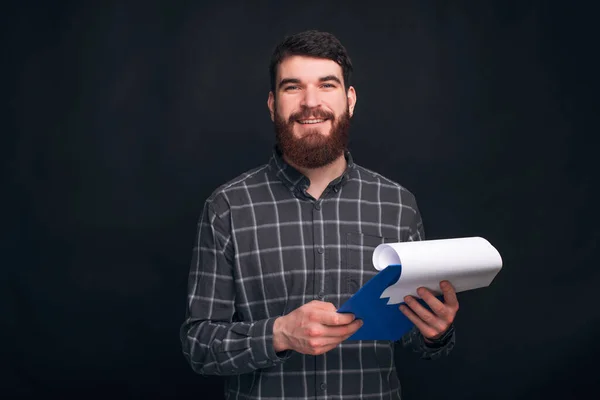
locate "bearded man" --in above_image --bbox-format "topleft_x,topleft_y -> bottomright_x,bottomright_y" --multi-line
180,30 -> 458,400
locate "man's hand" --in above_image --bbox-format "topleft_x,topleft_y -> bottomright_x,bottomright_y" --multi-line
399,280 -> 459,341
273,300 -> 363,355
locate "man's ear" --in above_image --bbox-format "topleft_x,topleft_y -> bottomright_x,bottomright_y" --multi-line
267,91 -> 275,122
347,86 -> 357,117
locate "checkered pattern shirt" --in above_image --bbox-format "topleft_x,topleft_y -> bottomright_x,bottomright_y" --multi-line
181,147 -> 455,399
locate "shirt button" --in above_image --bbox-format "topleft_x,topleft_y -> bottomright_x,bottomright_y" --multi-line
317,246 -> 324,254
320,382 -> 327,390
314,203 -> 321,210
318,291 -> 325,299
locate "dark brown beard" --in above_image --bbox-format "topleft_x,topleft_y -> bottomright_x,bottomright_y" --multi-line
274,104 -> 350,169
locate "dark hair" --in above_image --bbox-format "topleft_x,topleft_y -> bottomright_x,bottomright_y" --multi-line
269,30 -> 353,93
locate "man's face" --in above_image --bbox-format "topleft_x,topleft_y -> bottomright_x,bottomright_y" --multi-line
268,55 -> 357,169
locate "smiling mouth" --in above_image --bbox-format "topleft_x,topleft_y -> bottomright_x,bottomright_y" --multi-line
297,118 -> 327,125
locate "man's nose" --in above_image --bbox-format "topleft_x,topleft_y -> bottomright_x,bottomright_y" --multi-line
300,86 -> 321,109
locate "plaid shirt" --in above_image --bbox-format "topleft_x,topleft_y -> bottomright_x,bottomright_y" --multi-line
181,147 -> 455,399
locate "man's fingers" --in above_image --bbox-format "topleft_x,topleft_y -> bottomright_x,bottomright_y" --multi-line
399,304 -> 438,338
403,295 -> 447,333
318,310 -> 356,326
308,341 -> 342,356
309,300 -> 337,312
305,322 -> 362,355
305,301 -> 354,325
306,331 -> 349,348
301,318 -> 362,355
321,318 -> 363,337
404,295 -> 435,322
416,287 -> 448,318
440,280 -> 459,309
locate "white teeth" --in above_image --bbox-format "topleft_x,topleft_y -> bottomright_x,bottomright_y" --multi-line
298,119 -> 325,124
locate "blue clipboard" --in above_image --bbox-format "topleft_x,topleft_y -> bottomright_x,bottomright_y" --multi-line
337,264 -> 442,341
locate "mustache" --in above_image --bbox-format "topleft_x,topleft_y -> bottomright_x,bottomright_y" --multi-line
288,107 -> 335,123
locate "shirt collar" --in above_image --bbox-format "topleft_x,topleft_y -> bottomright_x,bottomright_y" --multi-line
269,145 -> 355,193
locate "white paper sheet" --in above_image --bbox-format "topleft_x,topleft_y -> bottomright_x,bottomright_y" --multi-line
372,237 -> 503,305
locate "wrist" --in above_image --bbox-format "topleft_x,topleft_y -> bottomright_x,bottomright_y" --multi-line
423,324 -> 455,347
272,316 -> 288,353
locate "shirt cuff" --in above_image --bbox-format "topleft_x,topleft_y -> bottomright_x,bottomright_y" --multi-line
402,324 -> 456,360
423,323 -> 455,349
249,317 -> 293,367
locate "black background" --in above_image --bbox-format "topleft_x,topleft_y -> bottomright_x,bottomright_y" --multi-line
4,1 -> 597,399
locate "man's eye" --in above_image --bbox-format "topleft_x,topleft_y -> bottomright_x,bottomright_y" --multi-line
284,86 -> 299,91
321,83 -> 336,88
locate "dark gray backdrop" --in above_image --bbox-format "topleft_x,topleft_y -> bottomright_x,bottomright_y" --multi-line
4,1 -> 597,399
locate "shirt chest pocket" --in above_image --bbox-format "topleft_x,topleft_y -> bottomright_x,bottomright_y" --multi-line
344,231 -> 397,294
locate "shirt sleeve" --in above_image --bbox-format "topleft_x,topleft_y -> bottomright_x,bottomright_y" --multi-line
180,196 -> 291,376
401,324 -> 456,360
401,196 -> 456,359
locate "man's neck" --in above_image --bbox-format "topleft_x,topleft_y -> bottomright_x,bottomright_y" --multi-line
284,153 -> 347,200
